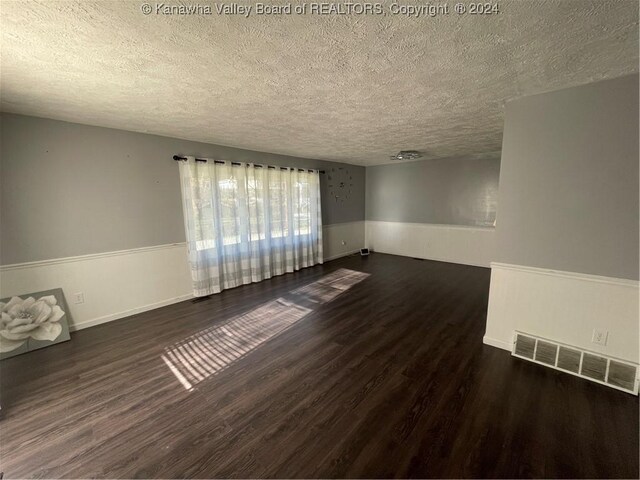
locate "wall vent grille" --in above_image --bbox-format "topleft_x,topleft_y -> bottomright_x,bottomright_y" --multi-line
512,332 -> 639,395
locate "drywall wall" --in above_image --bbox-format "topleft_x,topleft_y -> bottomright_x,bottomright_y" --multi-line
0,113 -> 365,265
0,113 -> 365,330
495,74 -> 639,280
364,154 -> 499,266
366,155 -> 500,227
485,75 -> 640,363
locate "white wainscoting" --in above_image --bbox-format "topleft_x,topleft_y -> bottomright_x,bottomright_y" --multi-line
484,262 -> 640,363
0,222 -> 365,332
365,220 -> 495,267
0,243 -> 193,332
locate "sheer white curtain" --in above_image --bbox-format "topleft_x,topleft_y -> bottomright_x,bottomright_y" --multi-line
178,157 -> 323,296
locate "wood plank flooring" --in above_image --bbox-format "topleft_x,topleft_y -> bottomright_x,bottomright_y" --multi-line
0,253 -> 637,478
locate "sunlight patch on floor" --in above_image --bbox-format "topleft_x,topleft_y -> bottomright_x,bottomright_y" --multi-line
290,268 -> 371,303
162,268 -> 370,390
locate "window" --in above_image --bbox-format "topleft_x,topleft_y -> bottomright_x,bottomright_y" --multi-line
178,158 -> 324,296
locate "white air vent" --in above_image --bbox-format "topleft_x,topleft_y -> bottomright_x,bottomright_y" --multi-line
512,332 -> 639,395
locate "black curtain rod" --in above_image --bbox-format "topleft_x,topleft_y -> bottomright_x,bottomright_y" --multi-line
173,155 -> 325,174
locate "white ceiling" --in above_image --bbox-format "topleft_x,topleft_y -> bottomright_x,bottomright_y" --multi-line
1,0 -> 638,166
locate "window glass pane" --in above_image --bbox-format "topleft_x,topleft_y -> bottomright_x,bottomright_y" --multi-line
191,178 -> 216,250
269,174 -> 288,238
219,177 -> 240,245
190,166 -> 317,251
295,174 -> 311,235
247,176 -> 266,240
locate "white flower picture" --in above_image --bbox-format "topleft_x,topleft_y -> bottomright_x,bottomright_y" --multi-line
0,289 -> 71,357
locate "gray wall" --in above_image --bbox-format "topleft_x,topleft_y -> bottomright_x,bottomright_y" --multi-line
495,74 -> 639,280
366,155 -> 500,227
0,113 -> 365,264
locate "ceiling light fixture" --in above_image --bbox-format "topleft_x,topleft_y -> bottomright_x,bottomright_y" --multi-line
390,150 -> 422,161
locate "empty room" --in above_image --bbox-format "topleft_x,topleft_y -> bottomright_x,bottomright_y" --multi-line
0,0 -> 638,478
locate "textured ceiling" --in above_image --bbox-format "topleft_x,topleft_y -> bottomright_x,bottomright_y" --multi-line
1,0 -> 638,165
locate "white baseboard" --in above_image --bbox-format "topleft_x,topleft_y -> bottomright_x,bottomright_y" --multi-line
70,293 -> 194,331
324,249 -> 361,262
484,262 -> 639,363
482,335 -> 513,351
365,220 -> 495,267
0,222 -> 366,332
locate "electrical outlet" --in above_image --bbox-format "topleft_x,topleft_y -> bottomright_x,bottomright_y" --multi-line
73,292 -> 85,305
591,328 -> 608,346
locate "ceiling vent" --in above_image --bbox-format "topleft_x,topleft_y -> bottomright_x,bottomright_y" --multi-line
512,331 -> 639,395
389,150 -> 422,161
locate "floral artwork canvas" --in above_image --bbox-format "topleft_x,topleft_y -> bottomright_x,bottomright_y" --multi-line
0,288 -> 71,359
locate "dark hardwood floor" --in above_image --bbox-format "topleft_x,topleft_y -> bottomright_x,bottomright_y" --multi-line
0,253 -> 637,478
